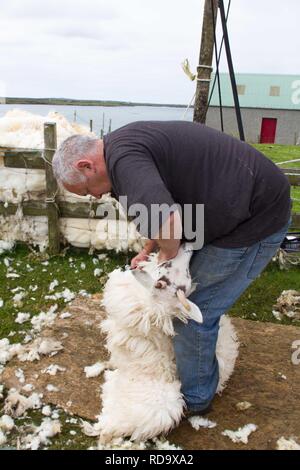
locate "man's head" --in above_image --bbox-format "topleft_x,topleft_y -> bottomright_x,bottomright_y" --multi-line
52,135 -> 111,199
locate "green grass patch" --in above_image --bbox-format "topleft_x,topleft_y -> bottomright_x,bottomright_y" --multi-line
292,186 -> 300,212
0,245 -> 128,450
252,144 -> 300,213
0,244 -> 299,345
0,392 -> 98,450
0,245 -> 127,344
229,261 -> 300,327
252,144 -> 300,168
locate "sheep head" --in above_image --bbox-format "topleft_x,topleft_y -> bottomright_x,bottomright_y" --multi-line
102,243 -> 202,338
131,242 -> 203,326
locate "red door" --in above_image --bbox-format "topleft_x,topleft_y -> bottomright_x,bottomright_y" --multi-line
260,118 -> 277,144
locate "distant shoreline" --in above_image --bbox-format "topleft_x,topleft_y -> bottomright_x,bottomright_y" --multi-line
1,97 -> 188,108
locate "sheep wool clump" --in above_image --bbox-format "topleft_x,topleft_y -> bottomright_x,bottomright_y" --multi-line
23,418 -> 61,450
273,290 -> 300,321
0,109 -> 144,253
276,436 -> 300,450
84,362 -> 107,378
222,424 -> 258,444
4,390 -> 42,417
93,243 -> 239,443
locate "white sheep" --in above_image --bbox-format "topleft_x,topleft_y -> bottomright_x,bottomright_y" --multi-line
96,243 -> 239,443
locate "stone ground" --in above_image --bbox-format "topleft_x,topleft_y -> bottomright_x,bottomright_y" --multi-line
2,295 -> 300,450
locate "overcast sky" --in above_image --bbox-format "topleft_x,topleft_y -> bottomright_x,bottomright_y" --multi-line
0,0 -> 299,104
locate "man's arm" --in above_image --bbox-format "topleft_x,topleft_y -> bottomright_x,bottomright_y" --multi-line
110,149 -> 182,268
154,210 -> 182,263
131,211 -> 182,268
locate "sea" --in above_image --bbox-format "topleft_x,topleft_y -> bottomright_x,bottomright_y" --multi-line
0,103 -> 194,135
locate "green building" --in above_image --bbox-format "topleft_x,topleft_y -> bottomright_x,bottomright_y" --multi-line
207,73 -> 300,145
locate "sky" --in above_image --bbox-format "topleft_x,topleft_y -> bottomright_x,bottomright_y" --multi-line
0,0 -> 299,104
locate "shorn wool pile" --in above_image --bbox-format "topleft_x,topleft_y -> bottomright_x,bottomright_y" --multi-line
0,109 -> 143,253
86,243 -> 239,444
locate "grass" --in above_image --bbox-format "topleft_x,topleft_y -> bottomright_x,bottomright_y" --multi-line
229,261 -> 300,325
2,245 -> 297,341
253,144 -> 300,213
1,244 -> 299,449
231,145 -> 300,324
0,143 -> 300,449
0,245 -> 128,344
253,144 -> 300,168
0,246 -> 128,450
0,406 -> 99,450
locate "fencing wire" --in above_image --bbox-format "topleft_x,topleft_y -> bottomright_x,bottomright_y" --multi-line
72,110 -> 109,135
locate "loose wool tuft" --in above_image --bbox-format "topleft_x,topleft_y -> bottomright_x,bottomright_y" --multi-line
94,244 -> 239,443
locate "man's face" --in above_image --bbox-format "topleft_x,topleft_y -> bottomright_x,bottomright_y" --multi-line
64,181 -> 100,199
63,162 -> 111,199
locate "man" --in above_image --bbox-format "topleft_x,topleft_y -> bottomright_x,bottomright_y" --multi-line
53,121 -> 291,416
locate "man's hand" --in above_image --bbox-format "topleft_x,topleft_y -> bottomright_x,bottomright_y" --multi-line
131,240 -> 158,269
131,249 -> 150,269
131,210 -> 182,268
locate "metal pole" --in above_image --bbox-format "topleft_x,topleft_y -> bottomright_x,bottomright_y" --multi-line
218,0 -> 245,141
211,0 -> 224,132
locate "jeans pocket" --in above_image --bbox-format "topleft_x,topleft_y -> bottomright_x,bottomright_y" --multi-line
247,240 -> 282,280
191,245 -> 249,289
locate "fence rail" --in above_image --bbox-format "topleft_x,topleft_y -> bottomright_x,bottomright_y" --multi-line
2,150 -> 44,169
1,124 -> 300,255
2,150 -> 300,185
0,200 -> 117,219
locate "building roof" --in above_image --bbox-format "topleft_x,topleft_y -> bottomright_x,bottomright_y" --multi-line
209,73 -> 300,110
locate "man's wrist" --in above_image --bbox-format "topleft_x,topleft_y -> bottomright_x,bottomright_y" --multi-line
143,240 -> 158,255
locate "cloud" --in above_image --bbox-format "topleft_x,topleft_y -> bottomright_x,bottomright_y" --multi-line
0,0 -> 299,103
1,0 -> 118,20
50,28 -> 103,41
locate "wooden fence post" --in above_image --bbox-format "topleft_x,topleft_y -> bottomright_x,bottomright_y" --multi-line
100,112 -> 105,138
44,123 -> 60,255
193,0 -> 218,123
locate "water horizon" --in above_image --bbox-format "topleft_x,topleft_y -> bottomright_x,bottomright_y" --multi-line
0,103 -> 194,136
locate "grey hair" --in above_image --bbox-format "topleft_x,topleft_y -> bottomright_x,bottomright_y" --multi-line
52,135 -> 99,185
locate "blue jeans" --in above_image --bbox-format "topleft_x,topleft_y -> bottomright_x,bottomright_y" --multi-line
172,220 -> 290,412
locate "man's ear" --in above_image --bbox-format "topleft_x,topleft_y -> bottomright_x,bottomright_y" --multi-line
75,159 -> 93,171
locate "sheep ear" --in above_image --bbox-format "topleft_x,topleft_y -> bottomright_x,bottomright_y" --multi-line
185,300 -> 203,323
131,269 -> 154,290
